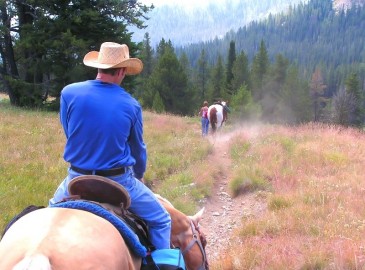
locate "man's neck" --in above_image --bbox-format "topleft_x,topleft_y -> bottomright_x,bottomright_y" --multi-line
96,74 -> 116,84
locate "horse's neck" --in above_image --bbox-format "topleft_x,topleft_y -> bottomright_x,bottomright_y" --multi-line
157,197 -> 190,242
170,208 -> 190,235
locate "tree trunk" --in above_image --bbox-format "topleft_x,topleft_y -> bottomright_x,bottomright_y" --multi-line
0,1 -> 20,105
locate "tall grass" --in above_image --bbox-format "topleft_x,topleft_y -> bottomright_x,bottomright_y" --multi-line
2,98 -> 365,269
0,100 -> 212,230
213,123 -> 365,269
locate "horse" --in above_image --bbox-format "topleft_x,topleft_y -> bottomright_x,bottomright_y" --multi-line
0,196 -> 208,270
207,101 -> 228,133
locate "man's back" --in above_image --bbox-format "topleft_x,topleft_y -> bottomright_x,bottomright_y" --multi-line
60,79 -> 146,176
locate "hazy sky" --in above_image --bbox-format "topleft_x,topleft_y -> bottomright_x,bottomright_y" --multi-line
140,0 -> 218,7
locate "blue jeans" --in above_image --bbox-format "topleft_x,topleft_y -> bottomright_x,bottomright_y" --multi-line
201,117 -> 209,136
49,168 -> 171,249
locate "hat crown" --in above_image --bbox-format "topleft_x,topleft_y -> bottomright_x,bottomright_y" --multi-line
98,42 -> 129,65
83,41 -> 143,75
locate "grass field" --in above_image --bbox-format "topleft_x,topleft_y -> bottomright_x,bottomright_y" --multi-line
2,97 -> 365,269
0,98 -> 212,225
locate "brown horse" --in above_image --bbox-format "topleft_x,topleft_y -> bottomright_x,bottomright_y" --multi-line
0,197 -> 208,270
157,195 -> 208,270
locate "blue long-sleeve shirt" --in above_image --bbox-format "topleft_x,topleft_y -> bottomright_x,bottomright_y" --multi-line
60,80 -> 147,179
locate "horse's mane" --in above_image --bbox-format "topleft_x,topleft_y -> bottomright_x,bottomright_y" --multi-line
155,194 -> 190,233
155,194 -> 174,207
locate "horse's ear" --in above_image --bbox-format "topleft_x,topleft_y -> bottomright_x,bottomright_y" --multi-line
190,207 -> 205,224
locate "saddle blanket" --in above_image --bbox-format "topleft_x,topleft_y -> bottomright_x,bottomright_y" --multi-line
50,200 -> 147,257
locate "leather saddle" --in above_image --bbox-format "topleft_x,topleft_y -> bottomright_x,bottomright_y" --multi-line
67,175 -> 153,251
68,175 -> 131,209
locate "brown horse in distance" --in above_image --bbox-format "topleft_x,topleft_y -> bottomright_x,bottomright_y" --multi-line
208,101 -> 228,133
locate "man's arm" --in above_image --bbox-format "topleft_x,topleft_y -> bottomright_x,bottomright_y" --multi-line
59,94 -> 69,138
128,107 -> 147,180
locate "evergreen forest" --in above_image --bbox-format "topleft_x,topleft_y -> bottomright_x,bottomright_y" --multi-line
129,0 -> 307,46
139,0 -> 365,126
1,0 -> 364,127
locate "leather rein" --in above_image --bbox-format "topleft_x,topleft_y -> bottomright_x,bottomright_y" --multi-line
181,219 -> 209,270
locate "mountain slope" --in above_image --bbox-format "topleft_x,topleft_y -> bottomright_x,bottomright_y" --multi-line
130,0 -> 308,46
333,0 -> 365,10
174,0 -> 365,93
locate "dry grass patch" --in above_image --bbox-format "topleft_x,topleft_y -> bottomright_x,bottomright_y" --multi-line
143,111 -> 213,213
0,107 -> 213,228
0,103 -> 65,226
217,123 -> 365,269
3,104 -> 365,269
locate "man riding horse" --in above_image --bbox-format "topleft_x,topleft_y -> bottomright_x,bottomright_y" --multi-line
50,42 -> 171,250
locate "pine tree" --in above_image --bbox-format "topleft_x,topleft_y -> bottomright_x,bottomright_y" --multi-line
226,41 -> 236,95
0,0 -> 152,107
141,33 -> 154,78
156,38 -> 174,58
197,49 -> 209,100
310,67 -> 327,122
179,52 -> 191,79
136,32 -> 154,101
152,91 -> 165,113
208,55 -> 226,102
147,45 -> 190,115
279,66 -> 312,124
331,87 -> 356,126
230,84 -> 261,121
231,51 -> 250,94
251,40 -> 269,102
272,54 -> 289,86
345,73 -> 363,126
260,54 -> 290,123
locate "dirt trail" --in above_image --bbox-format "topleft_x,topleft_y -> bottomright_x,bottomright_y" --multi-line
200,130 -> 267,261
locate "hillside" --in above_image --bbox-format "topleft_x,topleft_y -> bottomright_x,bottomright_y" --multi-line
173,0 -> 365,101
132,0 -> 364,47
130,0 -> 308,46
1,100 -> 365,269
333,0 -> 365,10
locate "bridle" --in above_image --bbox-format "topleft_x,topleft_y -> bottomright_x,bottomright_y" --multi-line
181,219 -> 209,270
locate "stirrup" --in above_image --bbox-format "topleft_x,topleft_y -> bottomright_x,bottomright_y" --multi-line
68,175 -> 131,209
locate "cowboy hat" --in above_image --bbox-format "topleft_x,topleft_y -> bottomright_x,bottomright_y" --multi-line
83,42 -> 143,75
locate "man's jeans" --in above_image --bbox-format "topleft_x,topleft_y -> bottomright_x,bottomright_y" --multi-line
49,168 -> 171,249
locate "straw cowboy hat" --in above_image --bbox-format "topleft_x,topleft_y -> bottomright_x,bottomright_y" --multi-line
83,42 -> 143,75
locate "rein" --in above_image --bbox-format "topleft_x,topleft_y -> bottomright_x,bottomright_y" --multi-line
181,219 -> 208,270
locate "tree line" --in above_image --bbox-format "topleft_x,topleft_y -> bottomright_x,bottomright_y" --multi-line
176,0 -> 365,106
138,35 -> 364,126
129,0 -> 305,46
1,0 -> 364,127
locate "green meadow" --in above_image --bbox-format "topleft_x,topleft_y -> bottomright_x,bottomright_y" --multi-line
2,97 -> 365,269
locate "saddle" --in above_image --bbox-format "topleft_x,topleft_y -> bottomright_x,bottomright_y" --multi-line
66,175 -> 154,253
68,175 -> 131,209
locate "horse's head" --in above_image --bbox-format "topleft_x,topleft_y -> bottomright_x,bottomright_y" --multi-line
157,195 -> 209,270
184,208 -> 208,270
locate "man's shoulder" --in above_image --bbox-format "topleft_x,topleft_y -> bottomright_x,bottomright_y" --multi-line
120,89 -> 140,106
62,80 -> 90,93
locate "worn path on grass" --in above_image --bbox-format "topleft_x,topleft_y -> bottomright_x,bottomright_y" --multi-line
199,129 -> 267,262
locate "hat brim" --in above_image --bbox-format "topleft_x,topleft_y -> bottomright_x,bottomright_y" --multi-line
83,51 -> 143,75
